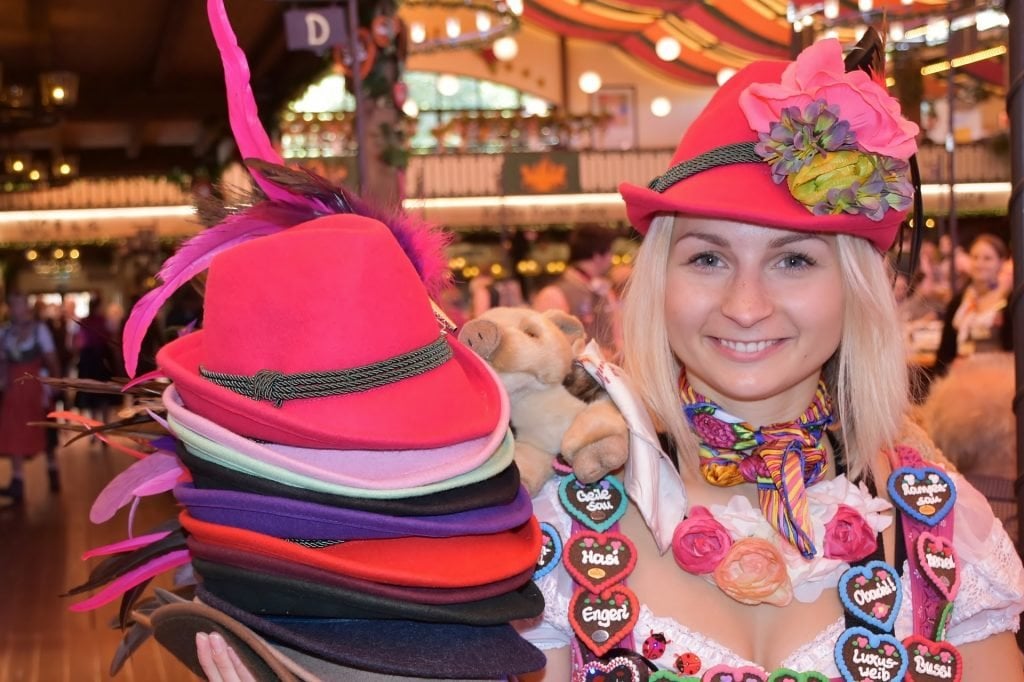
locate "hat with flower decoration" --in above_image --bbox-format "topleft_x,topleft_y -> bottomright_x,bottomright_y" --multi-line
620,35 -> 920,251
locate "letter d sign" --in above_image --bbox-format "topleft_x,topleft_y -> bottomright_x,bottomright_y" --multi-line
284,8 -> 347,51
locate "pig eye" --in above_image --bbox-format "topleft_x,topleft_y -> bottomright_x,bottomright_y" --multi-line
523,327 -> 540,338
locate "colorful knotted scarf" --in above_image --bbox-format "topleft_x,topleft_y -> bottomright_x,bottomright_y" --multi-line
680,373 -> 834,558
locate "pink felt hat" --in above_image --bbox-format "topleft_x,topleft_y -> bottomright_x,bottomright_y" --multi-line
162,375 -> 509,490
620,40 -> 918,251
158,214 -> 502,449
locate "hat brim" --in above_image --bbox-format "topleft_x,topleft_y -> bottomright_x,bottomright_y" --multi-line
180,511 -> 541,588
193,561 -> 544,624
175,427 -> 515,499
198,589 -> 548,679
175,483 -> 533,540
159,330 -> 503,450
619,160 -> 902,252
176,443 -> 523,516
188,536 -> 539,605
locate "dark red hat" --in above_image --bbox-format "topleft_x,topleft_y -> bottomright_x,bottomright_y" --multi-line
620,39 -> 919,251
179,510 -> 541,588
158,214 -> 502,449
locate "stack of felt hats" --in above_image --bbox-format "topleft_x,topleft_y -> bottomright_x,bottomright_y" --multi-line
154,213 -> 546,680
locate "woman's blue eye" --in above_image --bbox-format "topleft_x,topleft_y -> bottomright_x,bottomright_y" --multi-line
688,253 -> 722,269
779,253 -> 816,269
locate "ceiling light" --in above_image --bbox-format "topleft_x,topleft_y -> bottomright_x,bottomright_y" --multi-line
578,71 -> 602,94
650,97 -> 672,117
654,37 -> 681,62
492,36 -> 518,61
716,67 -> 737,86
437,74 -> 460,96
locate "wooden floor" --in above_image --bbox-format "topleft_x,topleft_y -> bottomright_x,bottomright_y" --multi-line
0,435 -> 197,682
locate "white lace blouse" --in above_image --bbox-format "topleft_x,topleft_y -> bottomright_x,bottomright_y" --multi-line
518,470 -> 1024,677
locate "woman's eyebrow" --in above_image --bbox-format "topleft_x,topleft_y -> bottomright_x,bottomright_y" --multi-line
677,232 -> 729,247
767,233 -> 826,249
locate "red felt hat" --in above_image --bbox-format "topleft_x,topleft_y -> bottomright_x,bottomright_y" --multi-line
158,214 -> 502,449
620,39 -> 918,251
179,510 -> 541,588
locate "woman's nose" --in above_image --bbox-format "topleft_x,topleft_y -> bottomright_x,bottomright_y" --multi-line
720,272 -> 774,327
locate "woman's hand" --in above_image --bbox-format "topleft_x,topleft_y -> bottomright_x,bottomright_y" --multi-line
195,632 -> 257,682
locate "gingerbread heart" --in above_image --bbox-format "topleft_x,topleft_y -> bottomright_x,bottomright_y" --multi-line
766,670 -> 829,682
559,475 -> 627,532
933,602 -> 954,642
916,532 -> 959,602
835,627 -> 908,682
902,635 -> 962,682
534,522 -> 563,580
838,561 -> 902,632
700,665 -> 767,682
580,655 -> 644,681
569,585 -> 638,657
887,467 -> 956,526
565,531 -> 637,593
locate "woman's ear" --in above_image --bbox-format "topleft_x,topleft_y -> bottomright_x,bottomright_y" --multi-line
543,310 -> 586,353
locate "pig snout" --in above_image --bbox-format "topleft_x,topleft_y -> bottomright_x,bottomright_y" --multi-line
458,319 -> 501,360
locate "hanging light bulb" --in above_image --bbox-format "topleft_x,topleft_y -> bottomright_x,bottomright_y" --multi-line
492,36 -> 518,61
409,22 -> 426,44
824,0 -> 839,19
402,99 -> 420,118
506,0 -> 524,16
578,71 -> 602,94
858,0 -> 873,11
654,37 -> 681,62
446,17 -> 461,39
889,21 -> 905,42
437,74 -> 460,97
476,11 -> 492,33
650,97 -> 672,118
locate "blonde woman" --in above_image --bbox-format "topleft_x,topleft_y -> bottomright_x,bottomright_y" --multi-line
521,35 -> 1024,681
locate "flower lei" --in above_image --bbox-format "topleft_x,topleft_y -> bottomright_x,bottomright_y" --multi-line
738,39 -> 918,221
673,476 -> 893,606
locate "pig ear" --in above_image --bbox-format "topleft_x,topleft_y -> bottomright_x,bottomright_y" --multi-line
543,310 -> 587,352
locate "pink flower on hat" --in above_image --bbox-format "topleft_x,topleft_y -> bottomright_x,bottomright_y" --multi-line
739,39 -> 919,161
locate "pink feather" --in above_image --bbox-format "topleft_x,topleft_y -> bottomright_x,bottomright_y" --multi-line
68,549 -> 190,612
122,369 -> 167,391
48,411 -> 149,459
82,530 -> 173,560
90,452 -> 184,525
207,0 -> 293,205
121,204 -> 308,376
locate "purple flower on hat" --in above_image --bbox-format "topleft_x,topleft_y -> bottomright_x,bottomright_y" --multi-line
755,99 -> 856,183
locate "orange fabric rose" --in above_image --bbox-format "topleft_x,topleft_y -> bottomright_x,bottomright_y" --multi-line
713,537 -> 793,606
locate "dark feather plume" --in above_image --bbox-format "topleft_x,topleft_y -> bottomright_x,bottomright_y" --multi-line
109,623 -> 154,676
844,26 -> 886,83
64,526 -> 185,597
118,578 -> 153,630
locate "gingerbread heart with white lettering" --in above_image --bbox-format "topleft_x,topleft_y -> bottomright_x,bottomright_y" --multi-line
700,665 -> 767,682
569,585 -> 638,656
565,531 -> 637,593
534,522 -> 563,580
902,635 -> 962,682
559,475 -> 627,532
835,627 -> 908,682
580,655 -> 645,682
838,561 -> 902,632
887,467 -> 956,526
766,670 -> 829,682
916,532 -> 959,602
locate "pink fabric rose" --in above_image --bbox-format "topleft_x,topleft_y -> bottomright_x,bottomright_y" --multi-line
738,39 -> 919,160
713,537 -> 793,606
823,503 -> 877,562
692,412 -> 738,449
672,506 -> 733,574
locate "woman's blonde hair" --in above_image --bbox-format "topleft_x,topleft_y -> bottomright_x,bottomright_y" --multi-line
622,214 -> 908,484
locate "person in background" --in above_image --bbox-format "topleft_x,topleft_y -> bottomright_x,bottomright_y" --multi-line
532,224 -> 622,358
0,292 -> 62,504
73,295 -> 119,426
934,233 -> 1012,374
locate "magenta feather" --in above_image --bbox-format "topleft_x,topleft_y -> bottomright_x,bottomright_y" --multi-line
207,0 -> 293,205
121,204 -> 311,376
121,369 -> 167,391
90,452 -> 184,525
82,530 -> 173,561
68,549 -> 190,612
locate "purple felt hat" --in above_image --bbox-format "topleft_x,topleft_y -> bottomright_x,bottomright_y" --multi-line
174,483 -> 532,540
163,381 -> 510,490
